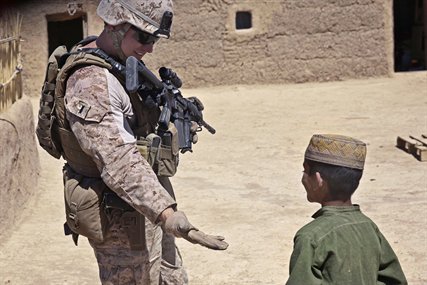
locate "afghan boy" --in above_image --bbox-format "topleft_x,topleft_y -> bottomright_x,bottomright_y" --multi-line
286,134 -> 407,285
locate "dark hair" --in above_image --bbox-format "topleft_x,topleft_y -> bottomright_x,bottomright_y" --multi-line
305,159 -> 363,200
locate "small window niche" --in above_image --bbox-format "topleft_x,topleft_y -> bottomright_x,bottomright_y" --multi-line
235,11 -> 252,30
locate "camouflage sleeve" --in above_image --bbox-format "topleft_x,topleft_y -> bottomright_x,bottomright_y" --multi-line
64,65 -> 176,223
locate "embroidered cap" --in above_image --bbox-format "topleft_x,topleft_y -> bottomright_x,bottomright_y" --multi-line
305,134 -> 367,170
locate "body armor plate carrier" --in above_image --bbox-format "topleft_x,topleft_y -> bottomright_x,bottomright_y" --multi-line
36,37 -> 174,178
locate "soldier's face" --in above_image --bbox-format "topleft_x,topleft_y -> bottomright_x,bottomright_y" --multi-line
121,27 -> 155,59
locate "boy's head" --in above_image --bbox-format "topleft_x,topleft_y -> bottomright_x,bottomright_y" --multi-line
301,134 -> 367,204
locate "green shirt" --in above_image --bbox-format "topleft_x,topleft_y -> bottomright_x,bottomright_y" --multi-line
286,205 -> 407,285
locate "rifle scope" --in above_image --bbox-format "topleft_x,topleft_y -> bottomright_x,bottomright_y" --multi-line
159,67 -> 182,88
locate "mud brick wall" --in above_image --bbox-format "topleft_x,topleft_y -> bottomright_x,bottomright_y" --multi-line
15,0 -> 393,91
150,0 -> 393,86
14,0 -> 102,98
0,98 -> 40,237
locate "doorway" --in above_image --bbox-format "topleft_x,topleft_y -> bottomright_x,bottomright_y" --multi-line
393,0 -> 426,71
46,12 -> 87,56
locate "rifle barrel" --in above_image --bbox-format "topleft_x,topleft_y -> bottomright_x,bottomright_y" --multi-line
201,120 -> 216,134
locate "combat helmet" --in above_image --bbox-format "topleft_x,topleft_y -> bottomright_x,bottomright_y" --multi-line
97,0 -> 173,38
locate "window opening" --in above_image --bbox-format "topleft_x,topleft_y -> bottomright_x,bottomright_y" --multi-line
393,0 -> 426,71
47,13 -> 86,56
236,11 -> 252,30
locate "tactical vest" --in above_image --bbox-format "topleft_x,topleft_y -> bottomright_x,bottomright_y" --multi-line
36,37 -> 174,178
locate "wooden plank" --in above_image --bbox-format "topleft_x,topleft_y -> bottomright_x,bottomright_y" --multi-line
396,136 -> 420,152
414,145 -> 427,162
397,136 -> 427,161
409,135 -> 427,146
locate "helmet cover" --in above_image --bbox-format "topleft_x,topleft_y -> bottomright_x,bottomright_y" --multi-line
97,0 -> 173,37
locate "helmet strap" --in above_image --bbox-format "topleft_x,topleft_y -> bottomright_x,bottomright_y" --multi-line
106,23 -> 131,62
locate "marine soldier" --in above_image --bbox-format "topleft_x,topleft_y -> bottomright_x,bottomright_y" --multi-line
39,0 -> 228,284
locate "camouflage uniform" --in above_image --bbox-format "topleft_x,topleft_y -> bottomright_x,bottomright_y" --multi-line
64,64 -> 187,284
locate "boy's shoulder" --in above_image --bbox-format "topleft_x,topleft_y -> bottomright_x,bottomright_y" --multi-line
294,214 -> 331,242
294,206 -> 379,243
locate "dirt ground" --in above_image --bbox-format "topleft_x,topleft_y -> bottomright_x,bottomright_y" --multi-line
0,72 -> 426,284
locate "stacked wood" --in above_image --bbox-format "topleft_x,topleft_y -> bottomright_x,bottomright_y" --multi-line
396,134 -> 427,162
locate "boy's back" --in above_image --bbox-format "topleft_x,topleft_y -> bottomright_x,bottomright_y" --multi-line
287,205 -> 406,285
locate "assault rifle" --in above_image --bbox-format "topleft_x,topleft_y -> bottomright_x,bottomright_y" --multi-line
125,56 -> 215,153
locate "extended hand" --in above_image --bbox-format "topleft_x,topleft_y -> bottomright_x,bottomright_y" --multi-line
163,211 -> 228,250
187,229 -> 228,250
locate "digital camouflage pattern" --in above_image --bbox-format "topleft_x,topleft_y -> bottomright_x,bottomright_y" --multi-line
64,64 -> 188,284
97,0 -> 173,36
65,65 -> 176,224
89,209 -> 161,285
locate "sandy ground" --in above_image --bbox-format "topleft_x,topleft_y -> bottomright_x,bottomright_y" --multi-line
0,72 -> 426,284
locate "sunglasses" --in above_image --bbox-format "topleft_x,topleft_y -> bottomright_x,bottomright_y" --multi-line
131,26 -> 160,45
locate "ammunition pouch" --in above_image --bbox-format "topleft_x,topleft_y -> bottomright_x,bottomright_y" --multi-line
137,123 -> 179,177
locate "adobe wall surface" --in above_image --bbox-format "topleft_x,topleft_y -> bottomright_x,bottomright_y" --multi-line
147,0 -> 394,87
14,0 -> 393,94
15,0 -> 103,99
0,97 -> 40,237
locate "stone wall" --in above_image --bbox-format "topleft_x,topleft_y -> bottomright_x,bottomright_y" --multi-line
15,0 -> 393,93
0,98 -> 40,237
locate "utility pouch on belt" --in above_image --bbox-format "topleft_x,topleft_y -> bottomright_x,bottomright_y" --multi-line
63,167 -> 108,244
137,123 -> 179,177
